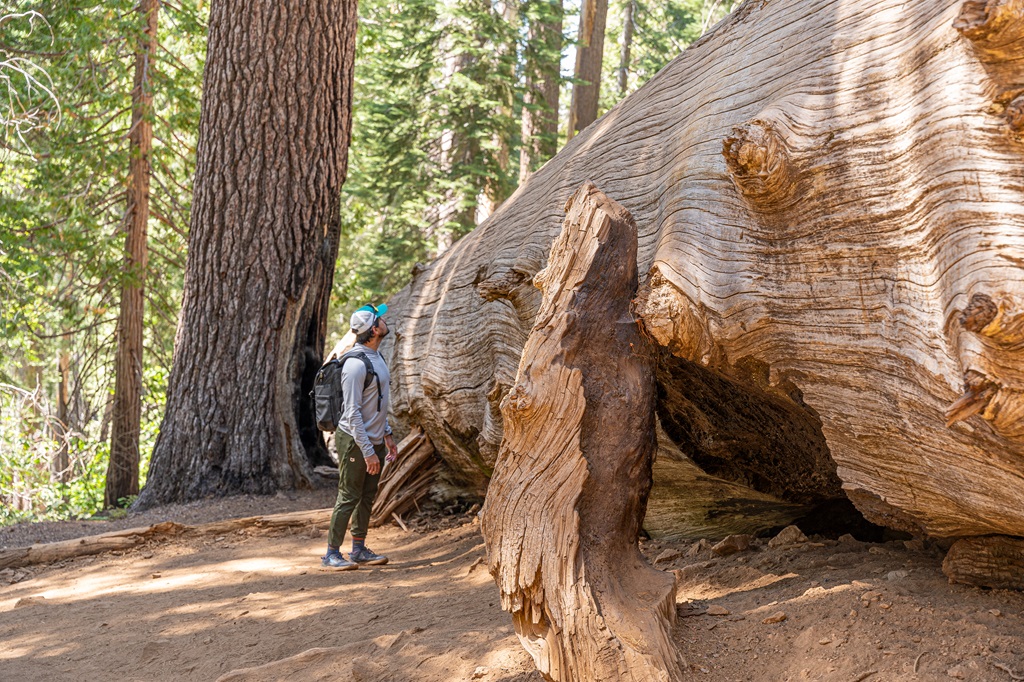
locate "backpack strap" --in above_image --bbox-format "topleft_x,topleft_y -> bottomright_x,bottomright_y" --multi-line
340,351 -> 383,412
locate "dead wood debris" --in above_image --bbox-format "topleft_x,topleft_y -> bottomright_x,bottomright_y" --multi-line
369,426 -> 440,528
0,510 -> 332,570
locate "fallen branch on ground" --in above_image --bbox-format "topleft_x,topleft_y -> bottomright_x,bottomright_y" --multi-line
0,508 -> 334,570
369,425 -> 439,528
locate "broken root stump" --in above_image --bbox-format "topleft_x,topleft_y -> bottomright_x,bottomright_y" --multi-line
370,425 -> 439,527
481,183 -> 683,682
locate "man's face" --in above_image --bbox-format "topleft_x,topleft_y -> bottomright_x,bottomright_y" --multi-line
375,318 -> 390,339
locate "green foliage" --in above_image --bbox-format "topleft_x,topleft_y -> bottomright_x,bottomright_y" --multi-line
333,0 -> 523,316
600,0 -> 739,112
0,382 -> 109,524
0,10 -> 61,150
2,0 -> 733,521
335,0 -> 737,323
0,0 -> 204,523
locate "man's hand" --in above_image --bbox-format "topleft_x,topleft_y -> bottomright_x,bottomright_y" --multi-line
365,454 -> 381,475
384,434 -> 398,463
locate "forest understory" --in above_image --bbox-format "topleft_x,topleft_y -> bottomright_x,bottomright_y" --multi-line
1,488 -> 1022,682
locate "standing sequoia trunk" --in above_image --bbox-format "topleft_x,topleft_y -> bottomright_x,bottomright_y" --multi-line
566,0 -> 608,140
617,0 -> 633,96
482,183 -> 682,682
519,0 -> 563,184
106,0 -> 157,508
387,0 -> 1024,571
137,0 -> 358,507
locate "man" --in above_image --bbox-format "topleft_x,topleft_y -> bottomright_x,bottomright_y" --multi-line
322,303 -> 399,570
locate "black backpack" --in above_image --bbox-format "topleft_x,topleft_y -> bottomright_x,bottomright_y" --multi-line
311,351 -> 382,432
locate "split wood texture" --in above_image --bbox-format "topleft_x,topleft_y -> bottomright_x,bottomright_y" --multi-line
0,509 -> 332,571
943,535 -> 1024,590
481,183 -> 683,682
387,0 -> 1024,553
369,425 -> 439,527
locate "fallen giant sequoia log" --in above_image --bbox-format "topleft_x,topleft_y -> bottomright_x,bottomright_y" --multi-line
481,184 -> 682,681
387,0 -> 1024,569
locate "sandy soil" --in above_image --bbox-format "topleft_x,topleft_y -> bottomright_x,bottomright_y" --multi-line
1,498 -> 1023,682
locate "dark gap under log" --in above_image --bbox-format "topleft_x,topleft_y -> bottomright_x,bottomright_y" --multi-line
647,348 -> 897,542
653,349 -> 843,506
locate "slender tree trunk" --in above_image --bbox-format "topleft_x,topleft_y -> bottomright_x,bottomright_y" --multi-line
617,0 -> 634,96
484,0 -> 518,212
566,0 -> 608,141
137,0 -> 358,507
105,0 -> 157,508
519,0 -> 563,184
51,349 -> 71,484
432,49 -> 480,238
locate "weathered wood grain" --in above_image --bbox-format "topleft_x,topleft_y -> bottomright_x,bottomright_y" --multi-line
943,535 -> 1024,590
369,426 -> 439,527
481,184 -> 682,681
388,0 -> 1024,541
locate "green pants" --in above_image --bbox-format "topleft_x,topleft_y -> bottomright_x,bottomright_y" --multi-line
328,439 -> 386,548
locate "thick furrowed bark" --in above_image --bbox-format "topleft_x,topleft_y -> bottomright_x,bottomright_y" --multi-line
137,0 -> 356,507
481,183 -> 683,682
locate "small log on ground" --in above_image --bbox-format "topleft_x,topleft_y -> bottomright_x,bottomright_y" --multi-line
943,535 -> 1024,590
0,508 -> 333,570
370,425 -> 439,527
481,183 -> 683,682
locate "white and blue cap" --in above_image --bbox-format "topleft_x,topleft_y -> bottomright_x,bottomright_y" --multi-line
350,303 -> 388,335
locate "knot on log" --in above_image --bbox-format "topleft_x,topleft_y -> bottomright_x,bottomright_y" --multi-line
634,266 -> 725,368
950,291 -> 1024,438
963,293 -> 1024,346
476,266 -> 533,302
946,367 -> 1024,439
501,383 -> 534,413
1005,93 -> 1024,136
953,0 -> 1022,43
945,369 -> 999,427
722,119 -> 797,207
961,293 -> 999,332
954,0 -> 1024,89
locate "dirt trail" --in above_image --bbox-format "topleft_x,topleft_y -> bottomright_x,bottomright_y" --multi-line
0,519 -> 539,682
1,504 -> 1023,681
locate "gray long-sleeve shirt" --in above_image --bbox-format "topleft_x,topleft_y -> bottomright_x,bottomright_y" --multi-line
338,344 -> 392,459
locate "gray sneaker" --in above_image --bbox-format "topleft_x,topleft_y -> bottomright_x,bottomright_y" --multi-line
321,551 -> 358,570
349,546 -> 389,565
